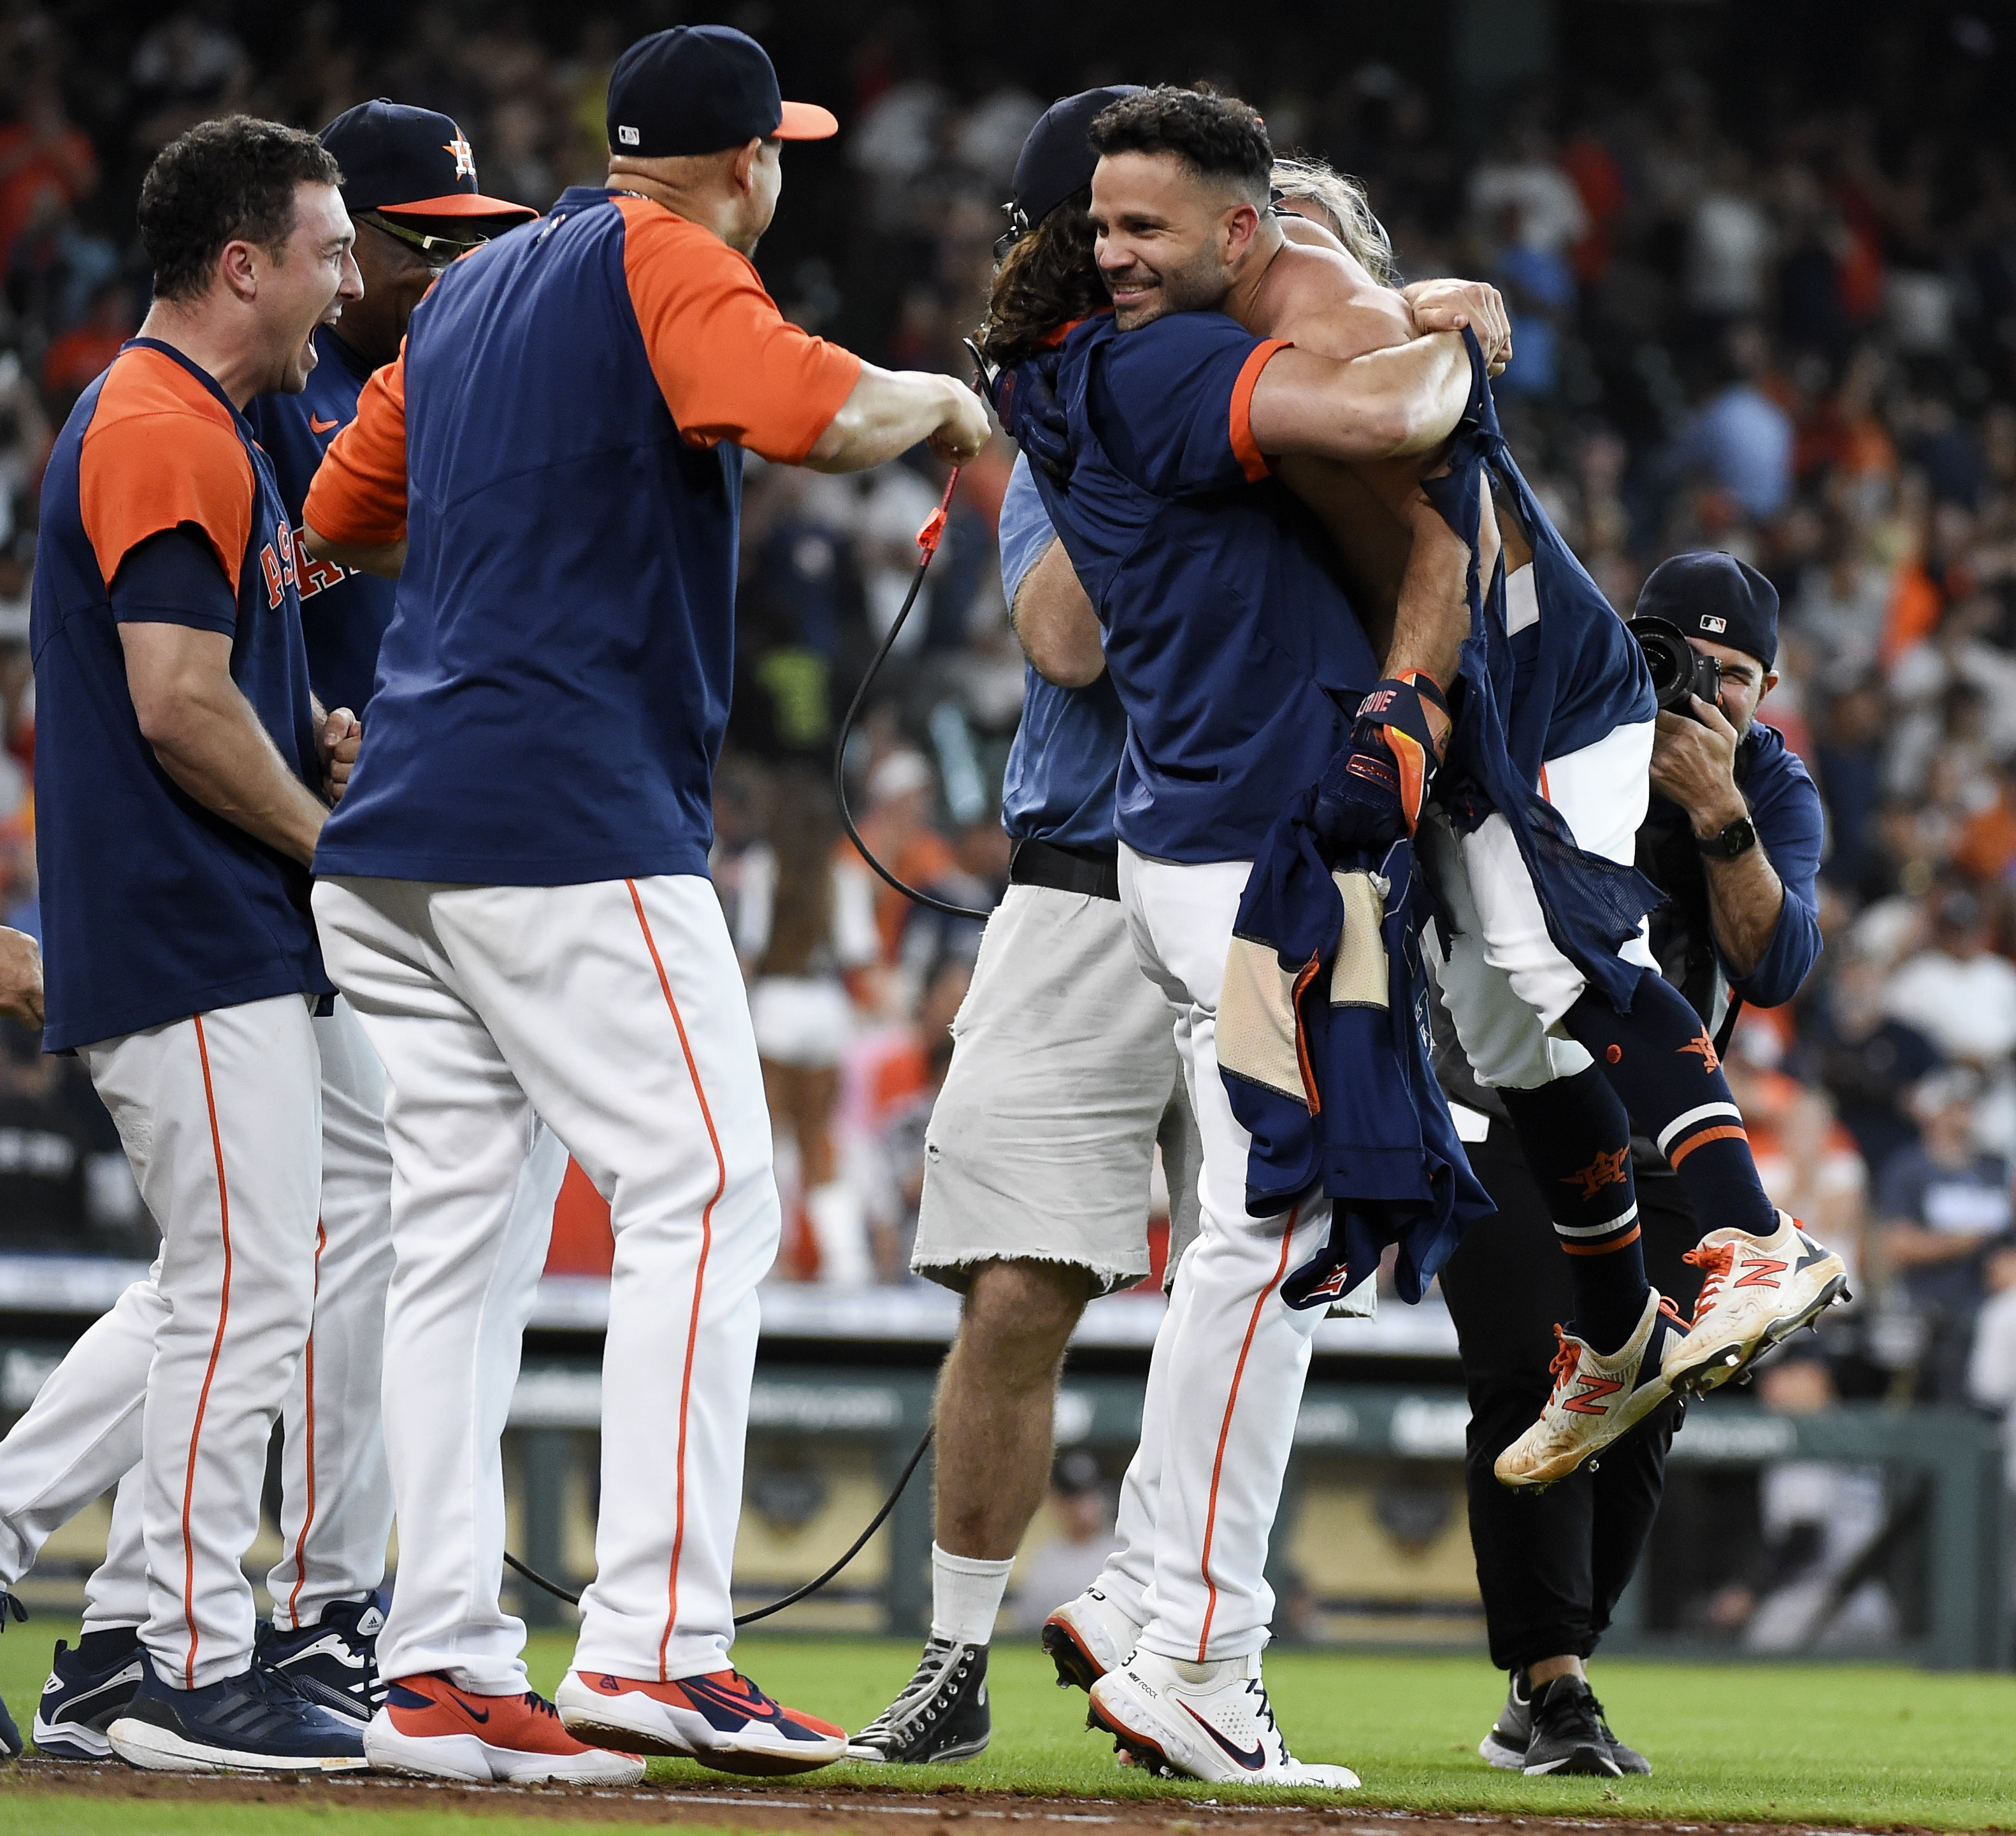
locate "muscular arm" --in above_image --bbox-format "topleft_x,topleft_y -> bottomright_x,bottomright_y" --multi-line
1011,538 -> 1104,688
805,365 -> 990,473
1245,332 -> 1471,463
120,622 -> 329,866
0,926 -> 42,1028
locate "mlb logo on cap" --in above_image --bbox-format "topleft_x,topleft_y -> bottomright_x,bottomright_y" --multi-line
617,125 -> 640,145
1701,615 -> 1727,633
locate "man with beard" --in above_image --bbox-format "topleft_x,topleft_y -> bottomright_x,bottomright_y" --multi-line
988,84 -> 1845,1785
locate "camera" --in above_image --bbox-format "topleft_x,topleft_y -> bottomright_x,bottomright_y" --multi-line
1627,614 -> 1723,716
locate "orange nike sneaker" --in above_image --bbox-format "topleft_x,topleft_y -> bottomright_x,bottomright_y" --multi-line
1662,1211 -> 1848,1397
363,1672 -> 642,1783
555,1667 -> 846,1774
1494,1290 -> 1685,1490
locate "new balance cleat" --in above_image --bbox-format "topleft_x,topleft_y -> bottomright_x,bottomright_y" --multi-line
1479,1668 -> 1649,1774
1087,1649 -> 1358,1788
1663,1212 -> 1848,1398
34,1631 -> 142,1760
107,1650 -> 367,1772
256,1596 -> 386,1723
1520,1675 -> 1622,1776
1495,1291 -> 1683,1490
364,1673 -> 642,1783
1042,1585 -> 1143,1693
556,1667 -> 846,1774
845,1637 -> 989,1763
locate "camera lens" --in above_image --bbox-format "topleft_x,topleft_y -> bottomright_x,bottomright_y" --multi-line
1626,615 -> 1700,713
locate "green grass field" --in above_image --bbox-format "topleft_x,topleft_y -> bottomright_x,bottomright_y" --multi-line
3,1624 -> 2013,1833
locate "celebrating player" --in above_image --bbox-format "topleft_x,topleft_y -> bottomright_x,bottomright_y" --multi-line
301,25 -> 988,1782
847,104 -> 1418,1768
979,92 -> 1499,1788
27,116 -> 370,1772
0,103 -> 559,1767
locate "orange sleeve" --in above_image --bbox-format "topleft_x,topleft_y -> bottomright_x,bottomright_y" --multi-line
79,409 -> 252,593
1229,338 -> 1293,484
305,348 -> 409,547
617,199 -> 863,464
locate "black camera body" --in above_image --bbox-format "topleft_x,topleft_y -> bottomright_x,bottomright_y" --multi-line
1627,614 -> 1723,715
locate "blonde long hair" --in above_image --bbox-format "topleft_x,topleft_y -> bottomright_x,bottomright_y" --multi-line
1272,155 -> 1395,285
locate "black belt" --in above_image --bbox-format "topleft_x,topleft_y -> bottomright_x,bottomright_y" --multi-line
1009,836 -> 1121,902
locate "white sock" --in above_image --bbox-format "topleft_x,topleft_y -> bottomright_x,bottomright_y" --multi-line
929,1543 -> 1015,1647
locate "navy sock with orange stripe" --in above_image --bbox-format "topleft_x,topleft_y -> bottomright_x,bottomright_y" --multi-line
1563,970 -> 1776,1242
1498,1066 -> 1649,1354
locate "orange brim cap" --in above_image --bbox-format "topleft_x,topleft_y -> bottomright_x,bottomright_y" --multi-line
377,192 -> 539,222
776,100 -> 839,140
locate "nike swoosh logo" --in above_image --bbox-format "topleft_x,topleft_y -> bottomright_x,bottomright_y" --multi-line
1181,1702 -> 1267,1770
310,415 -> 341,434
452,1695 -> 490,1723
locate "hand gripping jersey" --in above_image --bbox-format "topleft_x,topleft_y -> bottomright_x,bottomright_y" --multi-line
30,339 -> 331,1052
1030,312 -> 1380,864
245,325 -> 396,717
306,189 -> 861,886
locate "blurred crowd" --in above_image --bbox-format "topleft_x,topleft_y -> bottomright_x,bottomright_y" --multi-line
4,5 -> 2016,1455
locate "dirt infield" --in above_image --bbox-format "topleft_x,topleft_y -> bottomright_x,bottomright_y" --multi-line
0,1765 -> 1952,1836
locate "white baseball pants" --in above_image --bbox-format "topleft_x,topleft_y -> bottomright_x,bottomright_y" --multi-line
315,873 -> 780,1694
0,1001 -> 570,1639
76,994 -> 322,1689
1422,719 -> 1657,1089
1099,849 -> 1331,1663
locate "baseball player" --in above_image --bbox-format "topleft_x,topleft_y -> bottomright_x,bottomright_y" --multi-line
300,25 -> 990,1782
0,104 -> 562,1767
847,108 -> 1411,1768
998,87 -> 1845,1777
27,117 -> 370,1772
978,90 -> 1495,1786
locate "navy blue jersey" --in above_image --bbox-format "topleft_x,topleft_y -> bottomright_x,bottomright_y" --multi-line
997,455 -> 1125,852
245,324 -> 396,716
31,339 -> 331,1052
1033,313 -> 1379,864
308,190 -> 861,886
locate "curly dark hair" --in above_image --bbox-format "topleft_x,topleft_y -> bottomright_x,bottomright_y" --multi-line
974,189 -> 1107,369
1087,85 -> 1272,204
138,115 -> 343,303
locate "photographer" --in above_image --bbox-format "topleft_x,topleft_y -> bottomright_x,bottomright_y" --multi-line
1437,552 -> 1825,1774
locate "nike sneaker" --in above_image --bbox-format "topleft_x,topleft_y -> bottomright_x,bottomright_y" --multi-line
555,1667 -> 846,1774
1086,1649 -> 1358,1788
1041,1586 -> 1144,1692
845,1638 -> 989,1763
1495,1291 -> 1684,1490
33,1631 -> 142,1760
256,1596 -> 386,1722
1663,1212 -> 1849,1397
1519,1674 -> 1620,1777
364,1672 -> 641,1783
107,1650 -> 366,1772
1480,1668 -> 1649,1774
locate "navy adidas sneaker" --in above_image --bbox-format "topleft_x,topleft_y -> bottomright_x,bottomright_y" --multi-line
33,1629 -> 143,1759
106,1649 -> 368,1772
255,1596 -> 387,1722
0,1589 -> 25,1755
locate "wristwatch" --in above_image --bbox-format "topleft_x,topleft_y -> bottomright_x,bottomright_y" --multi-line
1697,814 -> 1758,859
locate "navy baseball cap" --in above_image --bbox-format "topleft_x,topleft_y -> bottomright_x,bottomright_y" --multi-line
1634,550 -> 1779,670
1012,85 -> 1144,229
320,100 -> 535,223
607,25 -> 837,159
